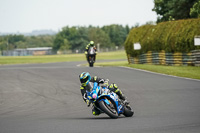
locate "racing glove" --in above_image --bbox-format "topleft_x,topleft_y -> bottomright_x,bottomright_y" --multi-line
86,99 -> 91,107
85,51 -> 88,55
83,93 -> 91,107
102,79 -> 109,87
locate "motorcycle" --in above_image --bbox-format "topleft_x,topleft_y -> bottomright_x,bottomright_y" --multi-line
87,47 -> 96,67
86,82 -> 134,119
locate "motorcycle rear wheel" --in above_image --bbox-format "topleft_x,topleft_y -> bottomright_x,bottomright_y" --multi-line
123,105 -> 134,117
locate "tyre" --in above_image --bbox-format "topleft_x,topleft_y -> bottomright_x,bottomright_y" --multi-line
99,100 -> 118,119
123,106 -> 134,117
89,57 -> 94,67
89,62 -> 93,67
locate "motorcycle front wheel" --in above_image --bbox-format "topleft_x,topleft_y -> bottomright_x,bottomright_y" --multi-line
89,62 -> 94,67
99,100 -> 118,119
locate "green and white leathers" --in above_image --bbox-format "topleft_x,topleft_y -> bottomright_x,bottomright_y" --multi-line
85,41 -> 96,54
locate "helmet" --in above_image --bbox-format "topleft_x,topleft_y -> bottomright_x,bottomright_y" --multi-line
79,72 -> 91,86
89,41 -> 94,46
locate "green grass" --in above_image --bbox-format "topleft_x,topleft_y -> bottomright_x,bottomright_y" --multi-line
0,54 -> 85,65
0,50 -> 127,65
1,51 -> 199,80
95,61 -> 200,80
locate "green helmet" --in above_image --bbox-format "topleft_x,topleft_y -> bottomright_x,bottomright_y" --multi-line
90,41 -> 94,46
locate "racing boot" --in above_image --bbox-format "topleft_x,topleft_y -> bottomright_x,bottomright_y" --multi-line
92,106 -> 101,116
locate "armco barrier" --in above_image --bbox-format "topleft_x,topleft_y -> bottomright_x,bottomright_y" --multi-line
127,50 -> 199,66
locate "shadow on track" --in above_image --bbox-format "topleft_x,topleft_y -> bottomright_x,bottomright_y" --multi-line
44,116 -> 128,121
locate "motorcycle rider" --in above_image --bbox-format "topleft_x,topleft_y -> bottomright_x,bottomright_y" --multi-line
84,41 -> 97,62
79,72 -> 128,116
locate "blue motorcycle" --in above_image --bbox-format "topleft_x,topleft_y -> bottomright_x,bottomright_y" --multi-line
86,82 -> 134,119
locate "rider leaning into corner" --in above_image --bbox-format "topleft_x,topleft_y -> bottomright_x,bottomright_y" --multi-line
79,72 -> 129,116
84,41 -> 97,62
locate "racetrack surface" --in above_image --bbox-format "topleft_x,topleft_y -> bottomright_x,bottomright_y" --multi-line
0,62 -> 200,133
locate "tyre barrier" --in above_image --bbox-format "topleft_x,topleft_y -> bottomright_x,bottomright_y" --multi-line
192,50 -> 200,66
127,50 -> 199,66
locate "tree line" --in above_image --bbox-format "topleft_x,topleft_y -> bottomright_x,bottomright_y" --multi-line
53,25 -> 130,53
0,35 -> 54,52
0,24 -> 130,54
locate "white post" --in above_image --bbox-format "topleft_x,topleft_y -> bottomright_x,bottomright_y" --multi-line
133,42 -> 141,50
194,36 -> 200,46
97,43 -> 100,52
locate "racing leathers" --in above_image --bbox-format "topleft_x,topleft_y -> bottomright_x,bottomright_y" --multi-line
80,76 -> 126,116
85,44 -> 97,62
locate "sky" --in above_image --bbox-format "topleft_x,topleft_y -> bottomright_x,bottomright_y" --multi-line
0,0 -> 157,33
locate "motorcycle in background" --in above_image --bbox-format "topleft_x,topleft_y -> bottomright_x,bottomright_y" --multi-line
87,47 -> 96,67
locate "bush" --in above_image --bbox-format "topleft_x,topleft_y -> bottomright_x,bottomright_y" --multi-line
125,18 -> 200,57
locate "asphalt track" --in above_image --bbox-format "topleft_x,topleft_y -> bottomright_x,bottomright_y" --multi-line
0,61 -> 200,133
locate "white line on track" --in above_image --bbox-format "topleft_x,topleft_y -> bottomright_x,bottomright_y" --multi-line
76,64 -> 102,67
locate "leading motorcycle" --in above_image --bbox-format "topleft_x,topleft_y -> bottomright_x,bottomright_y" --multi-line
86,82 -> 134,119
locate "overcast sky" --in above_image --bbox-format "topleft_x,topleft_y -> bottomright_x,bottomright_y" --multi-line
0,0 -> 157,33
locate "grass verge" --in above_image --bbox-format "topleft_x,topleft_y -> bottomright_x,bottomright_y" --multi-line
2,51 -> 199,80
0,51 -> 127,65
95,61 -> 200,80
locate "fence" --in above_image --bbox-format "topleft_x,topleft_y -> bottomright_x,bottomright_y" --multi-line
127,50 -> 200,66
1,47 -> 52,56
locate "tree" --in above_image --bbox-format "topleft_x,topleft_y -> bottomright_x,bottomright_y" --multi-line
8,35 -> 26,49
26,35 -> 54,48
53,26 -> 89,52
153,0 -> 198,23
190,0 -> 200,18
102,24 -> 129,47
0,36 -> 8,54
53,25 -> 130,52
53,33 -> 66,52
88,27 -> 113,49
59,39 -> 70,51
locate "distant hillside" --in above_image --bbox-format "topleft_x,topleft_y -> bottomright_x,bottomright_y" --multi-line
25,30 -> 57,36
0,29 -> 57,36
